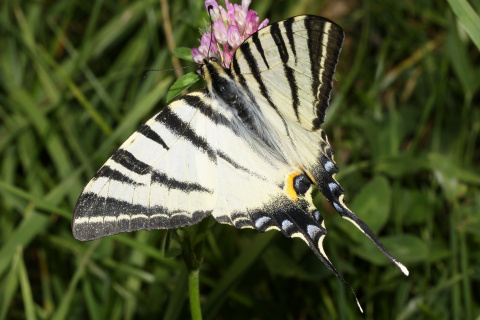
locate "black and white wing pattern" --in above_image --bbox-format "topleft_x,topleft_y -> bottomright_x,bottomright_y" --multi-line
73,15 -> 408,305
231,15 -> 343,131
73,91 -> 219,240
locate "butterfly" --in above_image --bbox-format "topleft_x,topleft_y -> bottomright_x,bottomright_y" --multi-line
72,15 -> 408,309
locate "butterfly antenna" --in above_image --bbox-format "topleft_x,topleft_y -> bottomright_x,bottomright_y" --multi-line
142,65 -> 197,79
206,5 -> 215,60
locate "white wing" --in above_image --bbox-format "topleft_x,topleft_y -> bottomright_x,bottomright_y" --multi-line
73,15 -> 408,294
72,90 -> 218,241
228,15 -> 409,277
231,15 -> 344,131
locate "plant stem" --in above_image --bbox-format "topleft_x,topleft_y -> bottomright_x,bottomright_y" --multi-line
189,269 -> 202,320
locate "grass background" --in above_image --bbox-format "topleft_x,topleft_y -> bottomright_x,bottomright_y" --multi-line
1,0 -> 480,319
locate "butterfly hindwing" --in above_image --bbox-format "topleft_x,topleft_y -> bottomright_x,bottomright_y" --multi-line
210,91 -> 292,228
207,104 -> 341,277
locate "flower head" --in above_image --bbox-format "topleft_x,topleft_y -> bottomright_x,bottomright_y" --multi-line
191,0 -> 269,68
192,32 -> 220,65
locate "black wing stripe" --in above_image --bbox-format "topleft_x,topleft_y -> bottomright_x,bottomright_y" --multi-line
217,150 -> 267,181
151,171 -> 213,193
235,41 -> 294,142
305,17 -> 344,130
231,58 -> 248,89
181,91 -> 243,138
283,17 -> 297,62
270,22 -> 300,121
93,165 -> 141,185
306,16 -> 325,131
181,93 -> 215,121
156,107 -> 216,162
111,150 -> 150,175
251,32 -> 270,69
270,22 -> 289,62
236,42 -> 277,112
137,124 -> 169,150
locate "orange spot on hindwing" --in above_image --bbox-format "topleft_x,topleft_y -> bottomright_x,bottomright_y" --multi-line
284,170 -> 313,202
284,171 -> 302,202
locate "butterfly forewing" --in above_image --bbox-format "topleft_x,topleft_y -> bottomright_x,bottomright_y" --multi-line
231,15 -> 344,131
73,90 -> 219,241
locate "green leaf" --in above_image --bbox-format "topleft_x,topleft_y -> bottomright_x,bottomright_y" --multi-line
166,72 -> 202,103
428,153 -> 463,203
162,266 -> 188,320
377,154 -> 429,178
395,189 -> 433,226
427,239 -> 451,263
355,235 -> 427,265
173,47 -> 195,62
262,246 -> 302,277
51,242 -> 99,320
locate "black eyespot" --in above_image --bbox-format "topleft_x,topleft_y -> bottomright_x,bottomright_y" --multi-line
293,174 -> 311,196
210,57 -> 218,62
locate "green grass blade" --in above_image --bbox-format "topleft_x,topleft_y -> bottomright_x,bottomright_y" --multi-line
0,247 -> 21,320
203,232 -> 276,318
17,247 -> 37,320
51,242 -> 99,320
0,213 -> 50,278
162,266 -> 188,320
446,0 -> 480,50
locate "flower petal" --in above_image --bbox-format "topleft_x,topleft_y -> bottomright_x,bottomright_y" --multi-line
258,18 -> 269,29
241,0 -> 251,13
213,20 -> 228,45
224,0 -> 236,24
200,32 -> 216,49
191,48 -> 205,64
223,49 -> 234,68
234,4 -> 247,33
227,25 -> 243,49
245,10 -> 259,36
219,6 -> 229,21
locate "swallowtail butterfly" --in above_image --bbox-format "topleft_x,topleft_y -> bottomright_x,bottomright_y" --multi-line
72,15 -> 408,309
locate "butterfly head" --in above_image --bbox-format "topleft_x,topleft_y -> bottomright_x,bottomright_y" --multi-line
199,56 -> 223,77
199,56 -> 232,93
